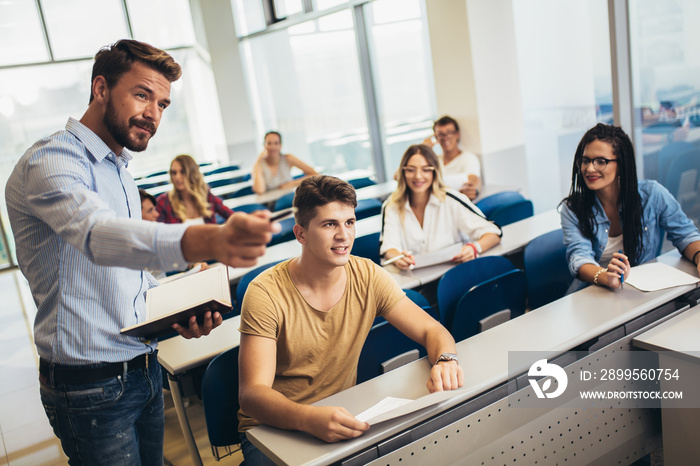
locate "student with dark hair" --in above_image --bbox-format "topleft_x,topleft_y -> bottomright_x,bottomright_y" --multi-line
156,154 -> 233,224
251,131 -> 318,194
380,144 -> 501,271
5,39 -> 276,465
139,188 -> 159,221
422,115 -> 482,200
561,123 -> 700,289
238,175 -> 463,465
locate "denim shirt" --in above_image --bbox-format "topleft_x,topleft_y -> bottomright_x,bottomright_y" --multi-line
560,179 -> 700,277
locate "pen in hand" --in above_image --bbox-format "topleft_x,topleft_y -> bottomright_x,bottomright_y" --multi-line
618,250 -> 624,288
382,251 -> 413,267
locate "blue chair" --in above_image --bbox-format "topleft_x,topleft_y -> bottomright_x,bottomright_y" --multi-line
207,178 -> 237,189
145,170 -> 168,178
234,203 -> 266,214
203,164 -> 241,176
236,260 -> 285,311
489,199 -> 534,226
523,229 -> 572,310
357,320 -> 422,384
223,185 -> 254,200
436,256 -> 516,330
355,198 -> 382,220
351,232 -> 380,265
348,177 -> 376,190
201,347 -> 240,460
274,192 -> 295,212
475,191 -> 525,218
451,269 -> 527,342
268,217 -> 296,246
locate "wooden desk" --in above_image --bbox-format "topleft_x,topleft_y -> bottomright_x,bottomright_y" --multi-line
247,250 -> 697,465
633,305 -> 700,466
157,317 -> 241,466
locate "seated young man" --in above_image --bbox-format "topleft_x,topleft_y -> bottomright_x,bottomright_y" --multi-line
238,175 -> 463,464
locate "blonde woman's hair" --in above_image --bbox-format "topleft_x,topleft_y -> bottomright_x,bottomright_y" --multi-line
387,144 -> 446,222
167,154 -> 213,221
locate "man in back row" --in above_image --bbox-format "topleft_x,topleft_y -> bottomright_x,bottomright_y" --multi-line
5,39 -> 277,465
238,175 -> 464,464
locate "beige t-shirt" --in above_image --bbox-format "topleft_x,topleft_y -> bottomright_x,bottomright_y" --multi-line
238,255 -> 405,432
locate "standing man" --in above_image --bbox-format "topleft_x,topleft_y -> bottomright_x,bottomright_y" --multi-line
423,115 -> 482,200
5,40 -> 277,465
238,175 -> 463,465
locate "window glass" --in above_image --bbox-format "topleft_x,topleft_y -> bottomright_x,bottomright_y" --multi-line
312,0 -> 347,11
231,0 -> 267,37
240,10 -> 371,175
365,0 -> 436,174
0,0 -> 48,65
630,0 -> 700,223
42,0 -> 129,60
273,0 -> 303,19
126,0 -> 196,48
513,0 -> 612,211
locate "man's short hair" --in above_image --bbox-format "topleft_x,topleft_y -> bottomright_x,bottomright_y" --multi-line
293,175 -> 357,228
89,39 -> 182,103
433,115 -> 460,133
138,188 -> 156,206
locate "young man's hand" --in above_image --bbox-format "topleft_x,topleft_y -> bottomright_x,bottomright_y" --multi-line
427,360 -> 464,393
300,405 -> 369,443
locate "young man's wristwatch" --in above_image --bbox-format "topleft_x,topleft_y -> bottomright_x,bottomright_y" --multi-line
434,353 -> 459,365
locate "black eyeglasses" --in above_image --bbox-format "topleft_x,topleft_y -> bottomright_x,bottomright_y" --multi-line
435,130 -> 457,140
577,157 -> 618,170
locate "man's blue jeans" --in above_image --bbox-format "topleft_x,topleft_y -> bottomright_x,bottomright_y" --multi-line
39,358 -> 164,465
240,432 -> 277,466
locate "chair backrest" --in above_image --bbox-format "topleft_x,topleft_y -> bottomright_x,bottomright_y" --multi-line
355,198 -> 382,220
475,191 -> 525,218
203,164 -> 241,176
436,255 -> 516,329
207,178 -> 237,189
663,146 -> 700,202
489,199 -> 534,226
234,203 -> 267,214
236,260 -> 285,310
348,177 -> 376,190
357,320 -> 422,384
274,192 -> 296,212
268,217 -> 296,246
523,229 -> 572,310
224,185 -> 254,199
201,347 -> 240,459
351,232 -> 381,265
450,269 -> 527,342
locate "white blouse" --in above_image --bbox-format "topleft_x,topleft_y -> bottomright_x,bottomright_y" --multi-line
379,188 -> 501,256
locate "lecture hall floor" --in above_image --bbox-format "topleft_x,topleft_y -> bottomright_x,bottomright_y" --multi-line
0,268 -> 243,465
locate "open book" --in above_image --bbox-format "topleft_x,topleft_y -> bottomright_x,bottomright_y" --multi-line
121,264 -> 232,339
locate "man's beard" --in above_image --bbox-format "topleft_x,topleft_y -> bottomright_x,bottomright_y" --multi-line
103,99 -> 156,152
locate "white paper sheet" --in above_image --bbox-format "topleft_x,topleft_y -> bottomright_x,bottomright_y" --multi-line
412,243 -> 463,269
354,389 -> 465,425
443,173 -> 468,190
624,262 -> 700,292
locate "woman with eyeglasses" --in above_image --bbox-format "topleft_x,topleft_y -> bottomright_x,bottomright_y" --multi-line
251,131 -> 318,194
380,144 -> 501,270
156,154 -> 233,225
561,123 -> 700,289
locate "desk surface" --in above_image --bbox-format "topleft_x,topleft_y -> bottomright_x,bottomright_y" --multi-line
157,316 -> 241,375
248,250 -> 698,466
633,304 -> 700,356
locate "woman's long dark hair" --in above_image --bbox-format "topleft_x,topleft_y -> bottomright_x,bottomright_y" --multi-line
562,123 -> 644,265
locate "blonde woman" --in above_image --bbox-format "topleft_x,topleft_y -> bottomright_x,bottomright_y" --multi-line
251,131 -> 318,194
380,144 -> 501,270
156,154 -> 233,224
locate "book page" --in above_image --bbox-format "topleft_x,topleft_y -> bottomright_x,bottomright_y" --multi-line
354,389 -> 464,425
146,264 -> 230,320
443,173 -> 468,190
625,262 -> 700,292
412,243 -> 463,269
